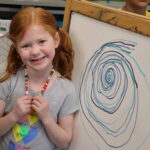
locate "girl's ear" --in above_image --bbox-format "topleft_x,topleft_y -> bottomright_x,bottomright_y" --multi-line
54,32 -> 60,48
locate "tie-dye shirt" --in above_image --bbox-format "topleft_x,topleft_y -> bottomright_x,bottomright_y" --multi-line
0,70 -> 79,150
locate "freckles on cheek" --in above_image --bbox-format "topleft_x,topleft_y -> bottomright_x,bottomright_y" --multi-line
19,53 -> 30,63
45,46 -> 55,57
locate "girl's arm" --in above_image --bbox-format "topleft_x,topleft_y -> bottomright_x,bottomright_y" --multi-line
0,100 -> 18,136
0,96 -> 32,136
41,113 -> 74,149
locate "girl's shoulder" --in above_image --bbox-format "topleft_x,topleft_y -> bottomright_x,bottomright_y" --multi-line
10,69 -> 24,82
55,71 -> 74,88
0,69 -> 24,86
57,77 -> 75,89
0,70 -> 24,102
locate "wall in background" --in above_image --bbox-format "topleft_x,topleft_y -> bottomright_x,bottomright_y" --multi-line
0,0 -> 65,27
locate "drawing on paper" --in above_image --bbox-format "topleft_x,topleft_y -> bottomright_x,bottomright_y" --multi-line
79,39 -> 149,149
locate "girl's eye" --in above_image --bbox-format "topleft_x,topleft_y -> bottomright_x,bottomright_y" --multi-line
39,40 -> 46,44
21,44 -> 30,49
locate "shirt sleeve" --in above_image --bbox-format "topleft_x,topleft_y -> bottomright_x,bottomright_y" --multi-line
0,77 -> 13,102
58,81 -> 79,117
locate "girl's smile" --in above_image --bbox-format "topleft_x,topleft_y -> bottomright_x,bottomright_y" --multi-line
30,55 -> 47,65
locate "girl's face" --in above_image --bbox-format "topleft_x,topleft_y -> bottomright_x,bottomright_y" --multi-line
126,0 -> 150,8
17,25 -> 59,72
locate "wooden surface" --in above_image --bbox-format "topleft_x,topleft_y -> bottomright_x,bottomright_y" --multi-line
63,0 -> 150,37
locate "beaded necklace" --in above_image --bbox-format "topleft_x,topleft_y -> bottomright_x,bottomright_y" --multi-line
24,69 -> 54,96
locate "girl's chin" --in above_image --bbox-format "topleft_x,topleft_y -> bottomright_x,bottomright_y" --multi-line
28,63 -> 52,72
138,1 -> 149,5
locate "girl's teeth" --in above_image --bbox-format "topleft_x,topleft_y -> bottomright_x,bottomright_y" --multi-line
32,57 -> 44,61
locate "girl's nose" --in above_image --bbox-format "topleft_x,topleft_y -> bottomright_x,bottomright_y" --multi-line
31,44 -> 40,55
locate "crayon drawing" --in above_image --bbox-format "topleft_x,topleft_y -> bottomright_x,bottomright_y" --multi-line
67,12 -> 150,150
79,40 -> 150,150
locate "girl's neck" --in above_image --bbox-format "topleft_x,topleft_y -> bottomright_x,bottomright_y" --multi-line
25,67 -> 53,84
122,5 -> 146,16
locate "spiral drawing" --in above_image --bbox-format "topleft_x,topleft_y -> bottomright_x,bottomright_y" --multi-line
80,40 -> 139,148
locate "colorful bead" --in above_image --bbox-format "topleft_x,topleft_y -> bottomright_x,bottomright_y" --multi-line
24,69 -> 54,96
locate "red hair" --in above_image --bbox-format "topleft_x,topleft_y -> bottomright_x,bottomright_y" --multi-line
0,7 -> 74,82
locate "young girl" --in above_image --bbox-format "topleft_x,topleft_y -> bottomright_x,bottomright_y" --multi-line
121,0 -> 150,16
0,7 -> 79,150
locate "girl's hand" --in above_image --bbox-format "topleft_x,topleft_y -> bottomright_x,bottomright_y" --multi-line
31,95 -> 50,121
11,95 -> 32,120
